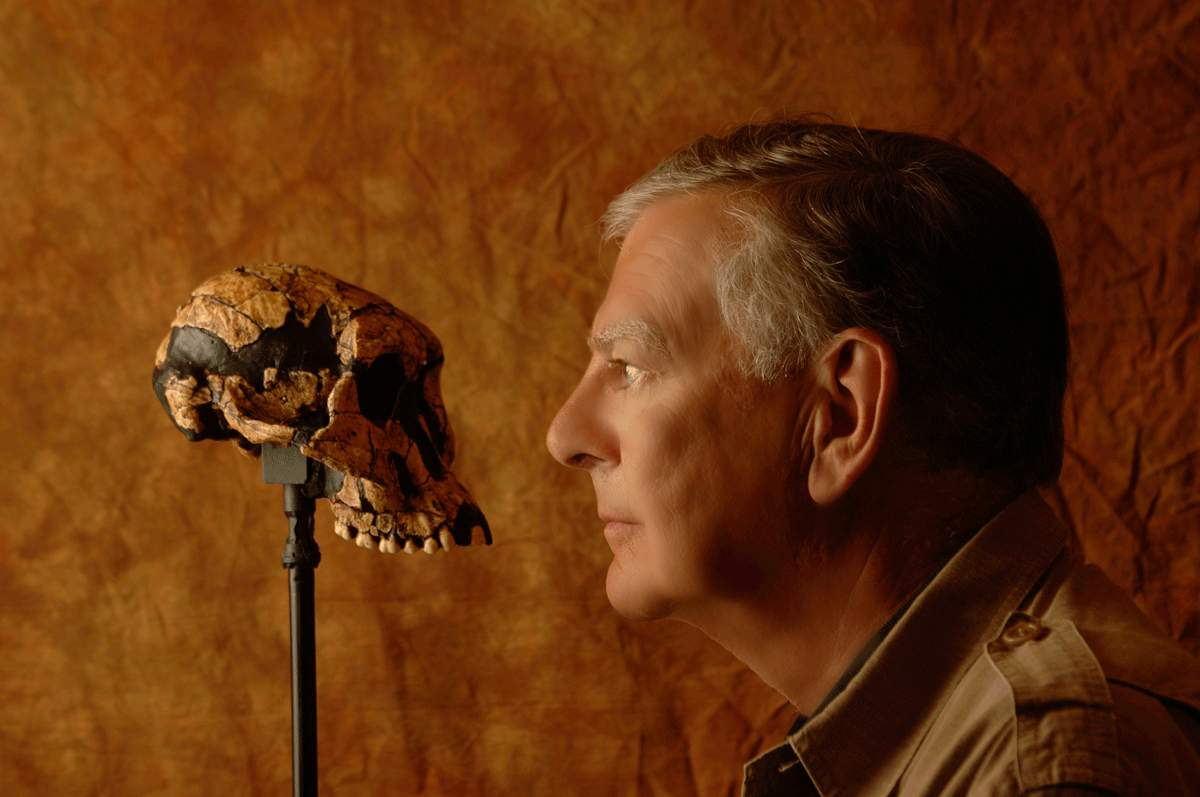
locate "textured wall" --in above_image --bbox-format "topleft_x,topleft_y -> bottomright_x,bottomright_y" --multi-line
1,1 -> 1196,795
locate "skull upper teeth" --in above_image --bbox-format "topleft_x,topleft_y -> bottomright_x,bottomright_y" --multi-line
331,517 -> 459,555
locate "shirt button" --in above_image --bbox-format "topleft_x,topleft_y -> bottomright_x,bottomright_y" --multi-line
1001,618 -> 1043,647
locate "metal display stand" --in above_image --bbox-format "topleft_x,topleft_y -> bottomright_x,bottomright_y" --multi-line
265,443 -> 321,797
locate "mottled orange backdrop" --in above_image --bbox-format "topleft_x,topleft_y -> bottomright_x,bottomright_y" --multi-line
1,2 -> 1196,795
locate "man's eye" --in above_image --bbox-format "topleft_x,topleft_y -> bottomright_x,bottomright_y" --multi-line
609,359 -> 646,387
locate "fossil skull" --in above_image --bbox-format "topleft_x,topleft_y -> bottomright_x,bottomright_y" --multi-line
152,263 -> 491,555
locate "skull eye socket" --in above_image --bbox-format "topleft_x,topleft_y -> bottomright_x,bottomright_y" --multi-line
356,353 -> 406,427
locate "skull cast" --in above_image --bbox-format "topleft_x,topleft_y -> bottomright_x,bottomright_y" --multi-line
152,263 -> 491,555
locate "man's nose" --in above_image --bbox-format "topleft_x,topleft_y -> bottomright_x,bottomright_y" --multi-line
545,377 -> 610,471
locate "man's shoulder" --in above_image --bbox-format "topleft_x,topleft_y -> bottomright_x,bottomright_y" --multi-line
1043,559 -> 1200,711
980,609 -> 1200,795
900,562 -> 1200,796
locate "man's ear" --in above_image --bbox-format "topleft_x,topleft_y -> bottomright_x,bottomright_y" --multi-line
805,328 -> 898,506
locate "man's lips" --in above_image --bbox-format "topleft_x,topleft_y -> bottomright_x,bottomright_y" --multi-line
600,516 -> 639,546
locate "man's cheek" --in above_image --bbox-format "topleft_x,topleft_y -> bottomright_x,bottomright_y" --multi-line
634,406 -> 712,512
645,395 -> 717,462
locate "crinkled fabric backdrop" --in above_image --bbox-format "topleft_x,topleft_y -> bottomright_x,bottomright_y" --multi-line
1,2 -> 1196,795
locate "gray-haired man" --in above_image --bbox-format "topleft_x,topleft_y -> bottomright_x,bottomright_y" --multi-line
547,120 -> 1199,795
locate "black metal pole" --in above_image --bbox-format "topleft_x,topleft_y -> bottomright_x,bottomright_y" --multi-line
282,483 -> 320,797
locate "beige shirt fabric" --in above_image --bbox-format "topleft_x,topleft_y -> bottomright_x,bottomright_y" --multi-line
741,491 -> 1200,796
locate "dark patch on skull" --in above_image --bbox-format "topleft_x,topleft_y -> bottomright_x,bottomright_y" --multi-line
357,485 -> 378,515
355,353 -> 449,482
409,355 -> 451,477
451,500 -> 492,546
155,306 -> 338,396
189,402 -> 235,442
397,380 -> 449,481
388,451 -> 421,499
356,353 -> 407,427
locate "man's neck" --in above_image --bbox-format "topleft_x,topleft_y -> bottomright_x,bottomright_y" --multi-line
675,477 -> 1017,714
681,529 -> 913,713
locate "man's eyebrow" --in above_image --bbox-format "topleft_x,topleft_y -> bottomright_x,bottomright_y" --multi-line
587,319 -> 670,357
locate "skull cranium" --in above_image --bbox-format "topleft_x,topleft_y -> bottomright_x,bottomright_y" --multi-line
152,263 -> 491,554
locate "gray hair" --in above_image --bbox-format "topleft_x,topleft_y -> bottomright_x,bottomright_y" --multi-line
601,128 -> 906,382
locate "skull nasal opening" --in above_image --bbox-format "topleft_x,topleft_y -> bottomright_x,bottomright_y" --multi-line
356,353 -> 407,427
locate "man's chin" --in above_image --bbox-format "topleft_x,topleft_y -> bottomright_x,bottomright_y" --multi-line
604,557 -> 673,621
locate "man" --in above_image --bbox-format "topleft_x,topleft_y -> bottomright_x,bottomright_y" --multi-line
545,120 -> 1200,795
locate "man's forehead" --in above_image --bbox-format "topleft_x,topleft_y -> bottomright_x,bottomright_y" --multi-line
589,194 -> 730,359
622,192 -> 728,254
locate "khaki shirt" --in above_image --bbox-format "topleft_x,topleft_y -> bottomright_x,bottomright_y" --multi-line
741,491 -> 1200,796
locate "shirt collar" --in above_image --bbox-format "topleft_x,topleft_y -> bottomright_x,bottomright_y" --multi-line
782,490 -> 1068,797
786,571 -> 927,736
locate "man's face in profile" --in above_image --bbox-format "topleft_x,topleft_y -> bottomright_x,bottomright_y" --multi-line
547,194 -> 811,622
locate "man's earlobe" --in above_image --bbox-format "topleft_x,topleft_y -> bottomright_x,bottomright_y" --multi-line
806,330 -> 897,505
